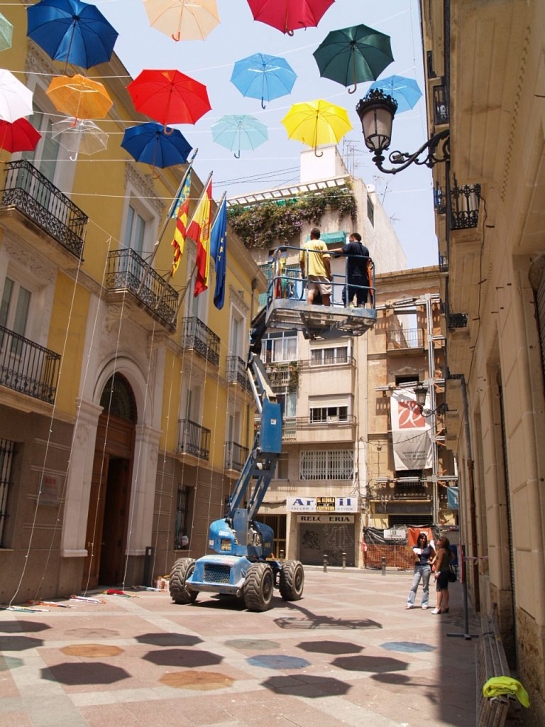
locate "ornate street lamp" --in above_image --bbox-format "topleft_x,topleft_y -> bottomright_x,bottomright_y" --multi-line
356,89 -> 450,174
414,382 -> 448,417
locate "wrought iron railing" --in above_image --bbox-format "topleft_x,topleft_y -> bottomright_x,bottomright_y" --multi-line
451,179 -> 481,230
448,312 -> 469,329
105,248 -> 178,328
178,419 -> 211,460
439,255 -> 449,273
0,325 -> 60,404
181,317 -> 220,366
226,355 -> 250,390
433,84 -> 449,125
1,160 -> 87,258
224,440 -> 249,471
386,327 -> 424,350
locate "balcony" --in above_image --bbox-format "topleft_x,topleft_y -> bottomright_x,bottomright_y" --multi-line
386,327 -> 424,351
226,356 -> 251,391
105,248 -> 179,332
0,160 -> 87,261
178,419 -> 210,461
0,325 -> 60,404
450,180 -> 481,230
181,317 -> 220,366
224,440 -> 249,471
285,415 -> 356,443
433,84 -> 449,125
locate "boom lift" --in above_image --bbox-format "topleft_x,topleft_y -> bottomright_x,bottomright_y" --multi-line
169,246 -> 377,611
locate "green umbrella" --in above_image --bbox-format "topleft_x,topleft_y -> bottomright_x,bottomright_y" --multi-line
313,23 -> 394,94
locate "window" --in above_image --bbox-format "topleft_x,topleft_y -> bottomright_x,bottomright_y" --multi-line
276,453 -> 289,480
276,391 -> 296,418
367,194 -> 374,226
300,450 -> 354,480
174,485 -> 191,549
261,331 -> 297,363
0,439 -> 15,546
309,395 -> 350,423
124,204 -> 146,254
310,344 -> 349,366
0,278 -> 31,353
23,111 -> 61,181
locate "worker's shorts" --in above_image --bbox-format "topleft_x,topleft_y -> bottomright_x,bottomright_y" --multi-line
308,276 -> 332,296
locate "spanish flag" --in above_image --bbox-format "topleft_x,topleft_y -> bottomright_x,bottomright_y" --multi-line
170,169 -> 192,276
188,175 -> 213,296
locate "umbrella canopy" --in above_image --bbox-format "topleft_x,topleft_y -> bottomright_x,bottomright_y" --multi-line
212,114 -> 267,158
369,75 -> 422,113
27,0 -> 118,71
46,74 -> 113,122
281,99 -> 352,153
143,0 -> 220,42
52,117 -> 108,155
0,118 -> 41,153
0,12 -> 14,52
313,23 -> 394,94
121,122 -> 192,171
0,70 -> 34,123
231,52 -> 297,109
127,69 -> 211,127
247,0 -> 334,34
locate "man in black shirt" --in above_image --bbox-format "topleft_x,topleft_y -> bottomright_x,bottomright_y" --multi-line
341,232 -> 370,307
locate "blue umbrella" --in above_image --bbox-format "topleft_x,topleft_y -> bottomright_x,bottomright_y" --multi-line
27,0 -> 118,72
230,53 -> 297,109
369,75 -> 422,113
121,123 -> 192,173
212,114 -> 268,158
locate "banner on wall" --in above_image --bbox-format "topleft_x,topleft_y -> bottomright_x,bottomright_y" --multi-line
390,388 -> 433,470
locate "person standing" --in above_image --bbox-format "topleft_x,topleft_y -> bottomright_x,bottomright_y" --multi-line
299,227 -> 332,305
431,536 -> 454,614
406,532 -> 435,610
341,232 -> 370,307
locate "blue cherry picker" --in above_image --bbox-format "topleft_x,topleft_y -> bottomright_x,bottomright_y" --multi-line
169,245 -> 376,611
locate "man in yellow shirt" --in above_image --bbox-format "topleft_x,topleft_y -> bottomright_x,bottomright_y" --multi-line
299,228 -> 332,305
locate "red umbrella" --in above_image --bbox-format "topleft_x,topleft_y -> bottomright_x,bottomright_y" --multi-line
0,117 -> 41,153
246,0 -> 334,34
127,69 -> 211,127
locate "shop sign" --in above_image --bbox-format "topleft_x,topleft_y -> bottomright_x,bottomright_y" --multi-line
297,514 -> 355,523
287,496 -> 359,512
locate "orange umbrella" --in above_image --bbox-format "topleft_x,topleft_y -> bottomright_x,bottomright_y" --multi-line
46,74 -> 112,123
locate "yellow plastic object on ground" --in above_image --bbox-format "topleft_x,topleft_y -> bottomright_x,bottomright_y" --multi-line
482,676 -> 530,708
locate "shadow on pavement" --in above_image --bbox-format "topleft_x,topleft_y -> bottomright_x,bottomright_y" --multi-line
41,662 -> 130,685
332,654 -> 408,673
297,639 -> 363,655
136,632 -> 202,647
143,648 -> 223,668
262,674 -> 351,697
0,620 -> 51,633
274,600 -> 382,630
0,635 -> 44,651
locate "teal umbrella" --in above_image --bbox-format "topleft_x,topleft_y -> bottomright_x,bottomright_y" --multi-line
0,12 -> 13,52
313,23 -> 394,94
212,115 -> 267,158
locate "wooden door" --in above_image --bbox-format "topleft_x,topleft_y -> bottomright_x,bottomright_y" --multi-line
99,457 -> 131,586
82,450 -> 109,590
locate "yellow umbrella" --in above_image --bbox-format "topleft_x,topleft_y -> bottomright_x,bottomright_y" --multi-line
143,0 -> 220,42
46,74 -> 113,124
281,99 -> 352,154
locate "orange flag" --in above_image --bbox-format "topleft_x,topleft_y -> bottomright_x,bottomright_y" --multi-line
188,176 -> 213,296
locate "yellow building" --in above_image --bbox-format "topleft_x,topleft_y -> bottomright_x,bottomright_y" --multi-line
0,2 -> 264,603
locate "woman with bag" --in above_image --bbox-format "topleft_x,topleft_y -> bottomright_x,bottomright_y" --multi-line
405,532 -> 435,610
431,536 -> 454,614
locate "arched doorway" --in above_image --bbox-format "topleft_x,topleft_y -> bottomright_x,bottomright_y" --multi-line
82,373 -> 137,589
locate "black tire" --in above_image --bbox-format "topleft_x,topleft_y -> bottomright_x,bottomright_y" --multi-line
169,558 -> 198,604
279,560 -> 304,601
243,562 -> 274,612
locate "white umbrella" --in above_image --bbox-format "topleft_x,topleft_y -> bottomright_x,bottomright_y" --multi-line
0,69 -> 33,122
52,117 -> 109,157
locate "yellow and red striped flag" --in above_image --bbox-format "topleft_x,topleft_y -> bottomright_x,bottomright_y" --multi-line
188,175 -> 213,296
170,169 -> 192,276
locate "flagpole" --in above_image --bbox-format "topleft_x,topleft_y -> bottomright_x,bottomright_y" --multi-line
135,150 -> 198,298
184,170 -> 213,239
210,190 -> 227,233
169,261 -> 198,325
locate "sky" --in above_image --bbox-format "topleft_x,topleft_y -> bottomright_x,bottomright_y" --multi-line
96,0 -> 438,269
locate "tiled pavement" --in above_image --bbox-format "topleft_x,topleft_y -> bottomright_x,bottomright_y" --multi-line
0,567 -> 480,727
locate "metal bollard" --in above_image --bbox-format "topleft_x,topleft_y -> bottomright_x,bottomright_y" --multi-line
323,553 -> 328,572
342,551 -> 346,569
381,556 -> 386,576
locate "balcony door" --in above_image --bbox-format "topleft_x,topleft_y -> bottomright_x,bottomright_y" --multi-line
0,277 -> 31,353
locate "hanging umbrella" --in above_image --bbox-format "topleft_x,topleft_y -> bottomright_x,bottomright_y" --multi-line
0,12 -> 14,52
369,75 -> 422,113
127,69 -> 211,127
52,117 -> 108,155
212,114 -> 267,158
121,122 -> 192,173
281,99 -> 352,155
230,53 -> 297,109
246,0 -> 334,35
0,118 -> 41,153
27,0 -> 118,73
143,0 -> 220,42
313,23 -> 394,94
0,70 -> 34,123
46,74 -> 113,123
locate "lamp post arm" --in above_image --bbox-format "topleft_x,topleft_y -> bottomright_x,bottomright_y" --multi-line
372,129 -> 450,175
